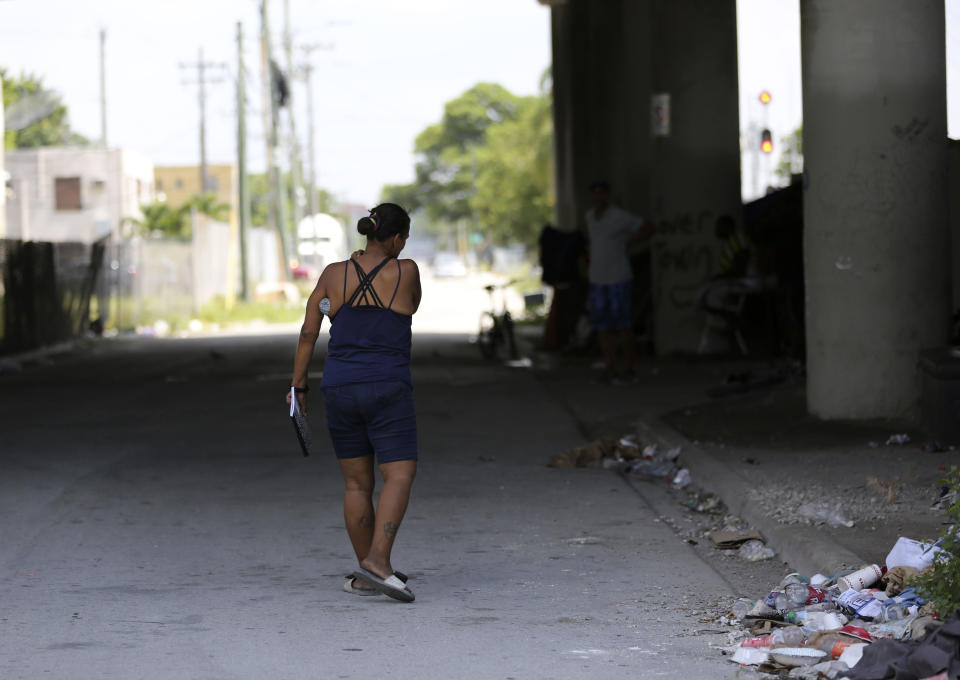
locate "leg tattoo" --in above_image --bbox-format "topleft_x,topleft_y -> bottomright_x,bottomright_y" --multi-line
359,514 -> 374,529
383,521 -> 399,539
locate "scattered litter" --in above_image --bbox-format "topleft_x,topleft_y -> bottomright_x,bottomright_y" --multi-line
663,446 -> 682,461
796,501 -> 855,528
709,529 -> 765,549
769,647 -> 826,668
933,487 -> 958,510
672,468 -> 692,489
547,433 -> 655,469
564,536 -> 601,545
547,437 -> 616,468
687,493 -> 721,513
738,539 -> 775,562
885,536 -> 945,572
715,534 -> 955,677
885,433 -> 911,446
921,441 -> 947,452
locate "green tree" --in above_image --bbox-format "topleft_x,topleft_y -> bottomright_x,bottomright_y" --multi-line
130,193 -> 231,239
398,83 -> 526,224
472,95 -> 553,247
2,68 -> 88,149
774,126 -> 803,183
383,80 -> 554,246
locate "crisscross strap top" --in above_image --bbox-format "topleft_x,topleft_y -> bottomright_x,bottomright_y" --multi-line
344,257 -> 402,309
322,257 -> 412,389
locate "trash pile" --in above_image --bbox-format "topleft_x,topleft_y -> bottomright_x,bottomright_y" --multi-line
547,435 -> 693,490
720,536 -> 952,679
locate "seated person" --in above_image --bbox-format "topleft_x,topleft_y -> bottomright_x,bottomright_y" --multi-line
699,215 -> 761,321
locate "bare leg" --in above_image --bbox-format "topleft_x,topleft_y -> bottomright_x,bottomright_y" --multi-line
338,456 -> 376,563
598,330 -> 616,371
359,460 -> 417,578
619,328 -> 636,371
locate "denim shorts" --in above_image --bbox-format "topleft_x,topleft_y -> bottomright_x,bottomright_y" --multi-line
323,380 -> 418,463
589,280 -> 633,331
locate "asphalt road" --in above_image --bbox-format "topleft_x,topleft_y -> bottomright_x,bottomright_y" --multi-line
0,326 -> 745,679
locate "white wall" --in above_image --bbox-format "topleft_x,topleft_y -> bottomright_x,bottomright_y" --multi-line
3,147 -> 154,243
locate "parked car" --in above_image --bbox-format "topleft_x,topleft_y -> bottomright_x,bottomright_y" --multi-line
432,252 -> 468,278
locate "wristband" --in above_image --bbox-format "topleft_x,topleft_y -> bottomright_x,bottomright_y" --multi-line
291,385 -> 310,393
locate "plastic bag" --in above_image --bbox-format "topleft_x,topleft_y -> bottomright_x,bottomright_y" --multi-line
738,539 -> 775,562
885,537 -> 946,571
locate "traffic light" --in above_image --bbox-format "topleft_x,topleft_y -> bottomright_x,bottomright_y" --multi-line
761,128 -> 773,154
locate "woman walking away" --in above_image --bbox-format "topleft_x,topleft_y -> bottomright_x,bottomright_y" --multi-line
288,203 -> 421,602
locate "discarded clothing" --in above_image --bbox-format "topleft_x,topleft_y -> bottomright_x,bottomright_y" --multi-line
845,612 -> 960,680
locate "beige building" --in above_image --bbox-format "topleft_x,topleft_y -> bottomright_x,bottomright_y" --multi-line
154,164 -> 235,214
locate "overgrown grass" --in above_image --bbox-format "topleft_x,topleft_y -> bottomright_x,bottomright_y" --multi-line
913,466 -> 960,616
195,297 -> 304,326
106,295 -> 304,333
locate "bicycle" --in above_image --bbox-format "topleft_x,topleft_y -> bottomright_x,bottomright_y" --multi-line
477,280 -> 519,360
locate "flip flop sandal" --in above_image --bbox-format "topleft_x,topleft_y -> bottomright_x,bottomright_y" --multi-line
352,568 -> 415,603
343,576 -> 381,596
343,571 -> 408,584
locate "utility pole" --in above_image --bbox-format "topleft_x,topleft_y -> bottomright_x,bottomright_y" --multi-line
298,42 -> 332,219
236,21 -> 251,301
99,28 -> 107,147
301,59 -> 318,218
260,0 -> 290,278
179,49 -> 227,194
283,0 -> 304,229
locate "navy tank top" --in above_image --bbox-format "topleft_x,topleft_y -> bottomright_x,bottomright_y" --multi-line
322,257 -> 413,388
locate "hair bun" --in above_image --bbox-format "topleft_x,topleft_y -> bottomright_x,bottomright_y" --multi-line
357,216 -> 375,236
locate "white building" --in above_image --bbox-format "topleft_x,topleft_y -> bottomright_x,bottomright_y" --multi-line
2,147 -> 154,243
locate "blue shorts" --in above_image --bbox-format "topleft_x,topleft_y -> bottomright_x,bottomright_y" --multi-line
323,380 -> 418,463
589,281 -> 632,331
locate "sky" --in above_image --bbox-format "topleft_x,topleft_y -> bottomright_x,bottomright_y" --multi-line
1,0 -> 958,207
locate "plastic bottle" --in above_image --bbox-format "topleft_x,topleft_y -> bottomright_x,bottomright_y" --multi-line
731,598 -> 754,620
770,626 -> 805,646
785,583 -> 828,605
877,602 -> 909,622
807,632 -> 856,660
779,573 -> 810,589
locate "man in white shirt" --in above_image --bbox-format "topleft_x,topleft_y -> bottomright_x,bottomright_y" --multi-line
585,180 -> 651,383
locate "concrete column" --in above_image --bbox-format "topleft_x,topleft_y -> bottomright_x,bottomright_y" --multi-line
0,73 -> 6,240
649,0 -> 742,353
801,0 -> 950,419
547,3 -> 578,232
547,0 -> 653,230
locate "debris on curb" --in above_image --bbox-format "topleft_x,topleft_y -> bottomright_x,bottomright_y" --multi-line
716,534 -> 952,677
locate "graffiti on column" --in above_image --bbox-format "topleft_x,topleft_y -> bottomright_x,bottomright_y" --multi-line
652,209 -> 716,310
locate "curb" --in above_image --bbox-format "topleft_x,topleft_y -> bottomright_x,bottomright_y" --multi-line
633,413 -> 868,577
0,339 -> 89,370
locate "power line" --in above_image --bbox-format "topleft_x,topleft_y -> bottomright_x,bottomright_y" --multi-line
179,48 -> 228,193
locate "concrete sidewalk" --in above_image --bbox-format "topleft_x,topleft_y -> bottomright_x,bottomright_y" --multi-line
534,348 -> 956,580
